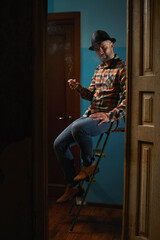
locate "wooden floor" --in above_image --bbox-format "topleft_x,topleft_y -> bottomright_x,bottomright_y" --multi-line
48,198 -> 122,240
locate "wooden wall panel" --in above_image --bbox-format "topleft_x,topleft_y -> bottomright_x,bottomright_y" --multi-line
140,92 -> 154,125
143,0 -> 153,74
137,143 -> 152,238
123,0 -> 160,239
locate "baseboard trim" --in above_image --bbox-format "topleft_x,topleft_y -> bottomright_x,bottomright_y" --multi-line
87,201 -> 123,209
48,184 -> 123,209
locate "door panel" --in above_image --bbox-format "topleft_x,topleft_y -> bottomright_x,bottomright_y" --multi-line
123,0 -> 160,239
47,13 -> 80,195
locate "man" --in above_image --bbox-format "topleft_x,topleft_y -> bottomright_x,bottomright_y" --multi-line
54,30 -> 126,203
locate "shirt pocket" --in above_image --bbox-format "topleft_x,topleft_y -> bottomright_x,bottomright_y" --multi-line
102,72 -> 118,90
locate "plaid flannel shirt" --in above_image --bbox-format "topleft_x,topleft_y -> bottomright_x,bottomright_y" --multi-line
79,55 -> 126,122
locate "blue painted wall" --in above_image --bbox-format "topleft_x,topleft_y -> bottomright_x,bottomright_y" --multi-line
48,0 -> 127,204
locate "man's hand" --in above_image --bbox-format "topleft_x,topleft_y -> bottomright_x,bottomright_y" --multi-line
68,79 -> 81,91
89,112 -> 110,125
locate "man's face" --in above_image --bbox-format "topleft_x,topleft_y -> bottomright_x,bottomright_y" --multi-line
94,40 -> 114,62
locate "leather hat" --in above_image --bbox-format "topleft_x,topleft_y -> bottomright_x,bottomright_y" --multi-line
89,30 -> 116,50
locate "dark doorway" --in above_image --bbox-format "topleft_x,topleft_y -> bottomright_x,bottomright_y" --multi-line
46,12 -> 81,197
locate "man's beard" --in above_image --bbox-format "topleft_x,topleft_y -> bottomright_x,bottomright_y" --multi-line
99,54 -> 110,62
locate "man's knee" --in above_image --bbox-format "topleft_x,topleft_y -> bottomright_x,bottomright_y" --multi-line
53,136 -> 61,152
71,121 -> 83,137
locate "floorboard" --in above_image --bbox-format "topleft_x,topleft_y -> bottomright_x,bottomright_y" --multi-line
48,198 -> 122,240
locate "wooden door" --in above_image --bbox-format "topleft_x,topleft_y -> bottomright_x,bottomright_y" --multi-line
123,0 -> 160,239
47,13 -> 80,196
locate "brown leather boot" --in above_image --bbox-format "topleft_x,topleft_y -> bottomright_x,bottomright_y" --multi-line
74,162 -> 97,181
56,185 -> 84,203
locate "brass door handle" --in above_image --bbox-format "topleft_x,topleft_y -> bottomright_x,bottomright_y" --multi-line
59,116 -> 73,121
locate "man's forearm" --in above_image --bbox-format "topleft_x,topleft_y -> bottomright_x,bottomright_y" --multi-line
77,86 -> 93,101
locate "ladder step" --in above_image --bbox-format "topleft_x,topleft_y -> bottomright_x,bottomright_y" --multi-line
85,176 -> 97,182
76,196 -> 87,205
94,149 -> 106,157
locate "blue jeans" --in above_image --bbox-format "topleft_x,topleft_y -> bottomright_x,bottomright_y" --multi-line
53,117 -> 121,186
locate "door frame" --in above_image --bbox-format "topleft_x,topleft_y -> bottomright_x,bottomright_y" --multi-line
122,0 -> 132,239
33,0 -> 48,239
